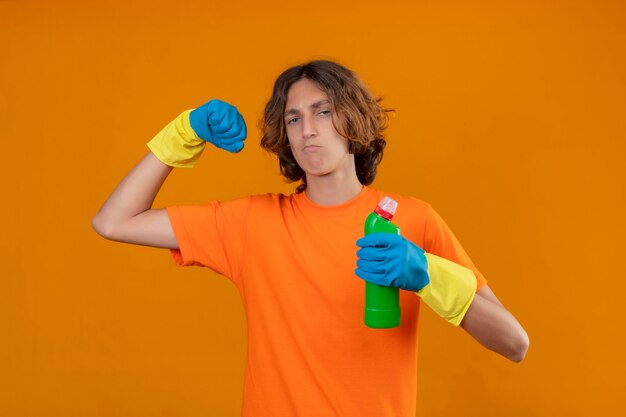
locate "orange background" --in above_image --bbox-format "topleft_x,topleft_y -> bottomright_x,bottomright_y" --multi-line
1,0 -> 624,416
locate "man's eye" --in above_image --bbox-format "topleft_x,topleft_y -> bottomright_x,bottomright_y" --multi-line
319,110 -> 331,116
287,117 -> 300,125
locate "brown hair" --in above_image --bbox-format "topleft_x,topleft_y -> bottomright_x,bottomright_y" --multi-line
260,60 -> 391,192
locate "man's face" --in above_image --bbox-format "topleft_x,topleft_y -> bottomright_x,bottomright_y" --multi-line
284,78 -> 354,179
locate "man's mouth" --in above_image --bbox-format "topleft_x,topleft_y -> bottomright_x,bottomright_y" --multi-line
303,145 -> 321,152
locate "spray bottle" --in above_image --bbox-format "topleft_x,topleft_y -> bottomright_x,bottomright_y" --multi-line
363,197 -> 401,328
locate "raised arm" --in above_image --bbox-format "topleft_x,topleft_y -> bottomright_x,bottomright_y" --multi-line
92,152 -> 177,248
92,99 -> 247,249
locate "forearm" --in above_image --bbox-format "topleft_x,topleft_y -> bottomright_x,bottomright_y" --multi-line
92,152 -> 173,239
460,287 -> 529,362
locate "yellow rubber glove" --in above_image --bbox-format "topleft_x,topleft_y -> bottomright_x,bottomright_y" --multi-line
417,253 -> 477,326
147,110 -> 205,168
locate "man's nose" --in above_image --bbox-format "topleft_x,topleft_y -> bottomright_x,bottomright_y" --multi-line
302,116 -> 317,138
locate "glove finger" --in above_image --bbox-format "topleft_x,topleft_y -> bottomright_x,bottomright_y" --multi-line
219,105 -> 240,130
356,233 -> 397,249
356,258 -> 395,278
356,235 -> 380,248
356,235 -> 382,248
387,275 -> 402,288
217,120 -> 244,139
228,131 -> 247,142
356,258 -> 381,272
218,137 -> 240,146
223,108 -> 246,135
356,247 -> 387,261
222,140 -> 245,153
231,120 -> 247,141
358,261 -> 398,287
212,115 -> 236,134
208,117 -> 228,135
374,233 -> 403,246
219,130 -> 247,144
206,100 -> 227,122
355,268 -> 389,285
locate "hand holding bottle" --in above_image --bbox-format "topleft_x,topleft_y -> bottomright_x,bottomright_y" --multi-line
356,233 -> 430,292
356,232 -> 478,326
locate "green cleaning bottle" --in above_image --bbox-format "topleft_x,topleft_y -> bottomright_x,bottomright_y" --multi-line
364,197 -> 401,328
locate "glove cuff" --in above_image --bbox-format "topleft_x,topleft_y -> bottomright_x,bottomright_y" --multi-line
147,110 -> 205,168
416,253 -> 477,326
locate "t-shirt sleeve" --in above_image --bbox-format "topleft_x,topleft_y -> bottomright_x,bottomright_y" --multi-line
422,205 -> 487,291
165,197 -> 250,286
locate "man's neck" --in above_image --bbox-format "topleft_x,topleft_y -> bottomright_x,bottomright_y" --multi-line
304,173 -> 363,206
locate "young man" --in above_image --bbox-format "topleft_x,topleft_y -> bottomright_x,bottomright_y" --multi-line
93,60 -> 528,416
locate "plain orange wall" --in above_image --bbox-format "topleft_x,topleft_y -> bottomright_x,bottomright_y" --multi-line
1,0 -> 624,416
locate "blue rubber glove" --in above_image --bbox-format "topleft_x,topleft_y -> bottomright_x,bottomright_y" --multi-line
189,99 -> 247,153
356,233 -> 430,292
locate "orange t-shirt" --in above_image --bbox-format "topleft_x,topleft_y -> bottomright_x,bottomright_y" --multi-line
166,186 -> 486,417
